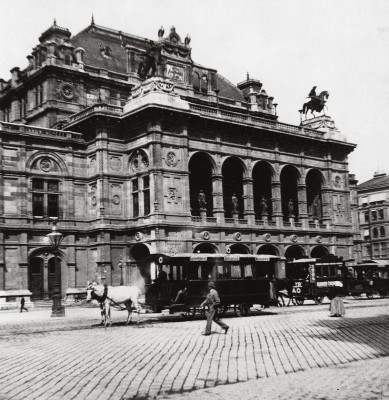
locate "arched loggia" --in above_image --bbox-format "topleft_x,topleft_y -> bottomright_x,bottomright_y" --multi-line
222,157 -> 245,218
189,152 -> 214,216
280,165 -> 300,221
306,169 -> 324,221
284,245 -> 305,261
253,161 -> 273,220
310,246 -> 329,259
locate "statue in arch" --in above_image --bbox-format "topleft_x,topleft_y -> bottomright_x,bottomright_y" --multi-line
259,196 -> 268,217
198,190 -> 207,210
231,193 -> 239,214
311,194 -> 322,220
287,199 -> 295,218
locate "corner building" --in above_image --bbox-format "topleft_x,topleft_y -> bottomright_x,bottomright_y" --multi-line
0,21 -> 358,302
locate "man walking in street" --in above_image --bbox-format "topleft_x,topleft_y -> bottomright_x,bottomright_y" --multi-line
201,281 -> 229,336
20,297 -> 28,313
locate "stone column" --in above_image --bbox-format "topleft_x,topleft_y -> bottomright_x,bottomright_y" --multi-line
212,174 -> 224,223
320,187 -> 332,227
297,183 -> 308,228
243,177 -> 255,224
271,180 -> 283,225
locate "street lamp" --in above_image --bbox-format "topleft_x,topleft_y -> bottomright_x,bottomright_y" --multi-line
47,220 -> 65,317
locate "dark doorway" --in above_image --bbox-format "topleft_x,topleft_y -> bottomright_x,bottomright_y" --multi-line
48,257 -> 61,299
29,257 -> 44,300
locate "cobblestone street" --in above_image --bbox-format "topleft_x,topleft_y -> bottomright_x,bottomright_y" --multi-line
0,299 -> 388,400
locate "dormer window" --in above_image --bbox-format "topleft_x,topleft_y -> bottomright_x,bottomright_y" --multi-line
100,45 -> 112,59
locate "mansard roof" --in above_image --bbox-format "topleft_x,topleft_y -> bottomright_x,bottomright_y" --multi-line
71,24 -> 244,102
358,173 -> 389,192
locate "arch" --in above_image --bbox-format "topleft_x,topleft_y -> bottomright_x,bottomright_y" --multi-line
189,152 -> 215,216
201,74 -> 208,94
306,169 -> 325,221
252,161 -> 274,220
128,243 -> 152,288
193,71 -> 200,92
129,148 -> 150,174
310,245 -> 329,258
129,243 -> 151,262
227,243 -> 250,254
222,156 -> 246,218
193,243 -> 218,254
26,151 -> 68,174
280,165 -> 300,220
29,257 -> 44,300
256,244 -> 279,256
284,245 -> 306,261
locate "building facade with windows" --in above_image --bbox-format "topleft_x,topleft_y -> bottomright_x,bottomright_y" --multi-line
0,20 -> 358,304
358,172 -> 389,261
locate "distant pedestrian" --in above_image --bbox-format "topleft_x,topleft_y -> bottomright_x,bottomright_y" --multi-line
200,282 -> 229,336
328,287 -> 345,317
20,297 -> 28,313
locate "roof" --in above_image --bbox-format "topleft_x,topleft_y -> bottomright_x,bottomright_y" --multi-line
70,24 -> 244,103
358,173 -> 389,192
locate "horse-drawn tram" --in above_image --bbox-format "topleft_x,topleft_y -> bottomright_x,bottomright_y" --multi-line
143,253 -> 279,317
286,257 -> 346,305
345,260 -> 389,298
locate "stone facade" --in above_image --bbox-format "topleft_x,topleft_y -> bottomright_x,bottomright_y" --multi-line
0,20 -> 358,303
357,172 -> 389,261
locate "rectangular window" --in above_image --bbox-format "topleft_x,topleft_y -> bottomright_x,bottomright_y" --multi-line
378,209 -> 384,219
364,212 -> 369,222
371,210 -> 377,221
143,176 -> 150,215
48,194 -> 59,217
32,193 -> 44,216
132,179 -> 139,217
32,179 -> 60,217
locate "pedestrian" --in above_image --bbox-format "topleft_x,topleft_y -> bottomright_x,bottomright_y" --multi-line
200,281 -> 229,336
20,297 -> 28,313
328,287 -> 345,317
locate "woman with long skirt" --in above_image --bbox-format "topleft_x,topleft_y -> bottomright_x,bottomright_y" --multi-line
329,287 -> 345,317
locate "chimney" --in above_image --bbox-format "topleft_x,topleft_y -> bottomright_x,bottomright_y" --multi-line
10,67 -> 20,87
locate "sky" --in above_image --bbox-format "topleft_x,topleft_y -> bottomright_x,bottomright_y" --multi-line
0,0 -> 388,184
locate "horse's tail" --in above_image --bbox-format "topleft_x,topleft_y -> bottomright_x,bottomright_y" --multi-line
302,102 -> 308,114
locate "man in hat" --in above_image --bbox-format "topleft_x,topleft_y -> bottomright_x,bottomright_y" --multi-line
200,281 -> 229,336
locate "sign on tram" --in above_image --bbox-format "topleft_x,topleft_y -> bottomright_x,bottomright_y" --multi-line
224,255 -> 240,261
190,255 -> 207,261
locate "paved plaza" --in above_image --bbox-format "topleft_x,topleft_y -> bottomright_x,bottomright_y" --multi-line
0,298 -> 388,400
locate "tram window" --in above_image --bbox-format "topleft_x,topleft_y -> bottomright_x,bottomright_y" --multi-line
244,264 -> 253,279
217,264 -> 225,279
329,265 -> 336,277
321,265 -> 330,277
315,265 -> 321,277
231,264 -> 242,278
201,264 -> 213,280
254,264 -> 267,278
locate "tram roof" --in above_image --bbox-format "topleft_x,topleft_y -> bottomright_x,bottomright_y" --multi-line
143,253 -> 280,262
355,259 -> 389,268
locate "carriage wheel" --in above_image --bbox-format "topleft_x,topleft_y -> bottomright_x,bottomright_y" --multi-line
314,296 -> 323,305
234,304 -> 250,317
294,297 -> 304,306
183,307 -> 196,319
366,293 -> 374,299
379,291 -> 387,298
218,305 -> 229,317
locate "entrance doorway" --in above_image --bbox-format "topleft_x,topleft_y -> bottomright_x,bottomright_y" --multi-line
28,255 -> 62,300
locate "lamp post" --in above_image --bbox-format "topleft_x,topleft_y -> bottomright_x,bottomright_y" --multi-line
47,220 -> 65,317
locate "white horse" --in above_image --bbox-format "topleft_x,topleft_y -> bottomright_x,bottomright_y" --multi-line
86,282 -> 141,327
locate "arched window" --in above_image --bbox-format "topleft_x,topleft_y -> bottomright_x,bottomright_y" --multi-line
372,228 -> 378,238
193,72 -> 200,93
380,226 -> 386,237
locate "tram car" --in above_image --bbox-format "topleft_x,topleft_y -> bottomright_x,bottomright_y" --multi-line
143,253 -> 279,317
286,256 -> 346,305
345,261 -> 389,298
